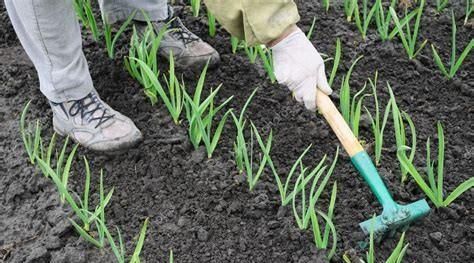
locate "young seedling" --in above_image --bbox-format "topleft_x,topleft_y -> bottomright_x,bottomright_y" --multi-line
100,218 -> 149,263
431,11 -> 474,79
103,10 -> 136,59
20,102 -> 80,186
344,0 -> 358,22
466,0 -> 473,25
390,0 -> 428,59
364,72 -> 392,166
185,89 -> 232,158
353,0 -> 378,40
327,38 -> 342,87
207,9 -> 216,37
375,0 -> 419,41
248,122 -> 273,191
35,154 -> 114,246
182,62 -> 233,158
292,167 -> 320,229
20,101 -> 40,164
230,36 -> 240,54
73,0 -> 87,25
125,21 -> 169,97
163,54 -> 185,124
132,54 -> 185,124
350,82 -> 371,138
231,88 -> 257,173
231,88 -> 273,190
68,167 -> 111,248
242,41 -> 259,64
292,147 -> 338,230
306,17 -> 317,40
265,145 -> 313,206
398,122 -> 474,208
339,56 -> 370,138
73,0 -> 100,41
59,143 -> 79,203
436,0 -> 450,13
227,36 -> 276,83
232,39 -> 276,83
340,56 -> 362,124
259,144 -> 325,207
190,0 -> 201,17
256,45 -> 276,83
309,184 -> 338,260
388,84 -> 417,183
322,0 -> 331,12
290,148 -> 339,258
374,0 -> 395,41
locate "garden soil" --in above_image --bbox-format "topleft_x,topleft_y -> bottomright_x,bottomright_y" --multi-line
0,1 -> 472,262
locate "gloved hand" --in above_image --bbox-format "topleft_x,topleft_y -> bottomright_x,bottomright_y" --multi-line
271,27 -> 333,111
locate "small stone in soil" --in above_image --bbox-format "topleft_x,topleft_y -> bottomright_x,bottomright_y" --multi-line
235,173 -> 246,184
228,201 -> 242,213
177,216 -> 189,227
289,230 -> 301,241
26,245 -> 50,262
318,128 -> 329,138
439,207 -> 460,220
429,231 -> 443,242
51,220 -> 72,237
161,223 -> 179,233
190,147 -> 206,163
359,113 -> 371,129
267,220 -> 280,229
197,227 -> 209,241
45,235 -> 62,250
277,206 -> 287,218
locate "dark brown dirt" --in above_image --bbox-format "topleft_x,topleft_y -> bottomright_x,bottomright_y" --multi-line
1,1 -> 473,263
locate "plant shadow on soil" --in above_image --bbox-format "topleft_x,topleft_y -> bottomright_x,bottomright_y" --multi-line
0,1 -> 473,263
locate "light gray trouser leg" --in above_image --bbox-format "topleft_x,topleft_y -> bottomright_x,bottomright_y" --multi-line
4,0 -> 94,102
100,0 -> 169,23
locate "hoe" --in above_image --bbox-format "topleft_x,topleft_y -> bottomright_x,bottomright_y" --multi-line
316,90 -> 430,238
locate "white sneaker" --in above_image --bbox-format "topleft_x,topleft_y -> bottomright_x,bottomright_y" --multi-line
50,91 -> 142,152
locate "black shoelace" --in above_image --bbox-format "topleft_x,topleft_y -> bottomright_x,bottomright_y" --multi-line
67,93 -> 115,129
168,17 -> 199,46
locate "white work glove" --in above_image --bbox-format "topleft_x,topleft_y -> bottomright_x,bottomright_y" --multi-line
271,27 -> 333,111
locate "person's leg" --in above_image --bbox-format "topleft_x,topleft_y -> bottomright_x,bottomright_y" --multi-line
5,0 -> 142,152
4,0 -> 93,102
99,0 -> 169,23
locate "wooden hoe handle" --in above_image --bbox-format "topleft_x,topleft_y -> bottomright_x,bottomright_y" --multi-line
316,89 -> 364,157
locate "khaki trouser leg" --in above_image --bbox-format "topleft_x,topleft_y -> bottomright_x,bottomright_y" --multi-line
203,0 -> 300,45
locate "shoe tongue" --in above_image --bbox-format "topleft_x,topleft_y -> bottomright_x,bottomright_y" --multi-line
69,94 -> 108,125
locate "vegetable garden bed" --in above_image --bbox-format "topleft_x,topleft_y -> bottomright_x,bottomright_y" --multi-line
0,0 -> 472,262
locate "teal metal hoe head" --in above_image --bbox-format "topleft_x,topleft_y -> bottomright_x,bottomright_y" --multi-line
359,199 -> 430,238
350,151 -> 431,239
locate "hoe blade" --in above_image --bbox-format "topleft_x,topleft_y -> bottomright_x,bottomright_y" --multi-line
360,199 -> 430,237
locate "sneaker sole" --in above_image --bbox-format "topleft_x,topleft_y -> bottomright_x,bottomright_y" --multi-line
53,123 -> 143,155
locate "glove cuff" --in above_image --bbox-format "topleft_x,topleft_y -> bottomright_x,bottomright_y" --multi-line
270,27 -> 305,52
